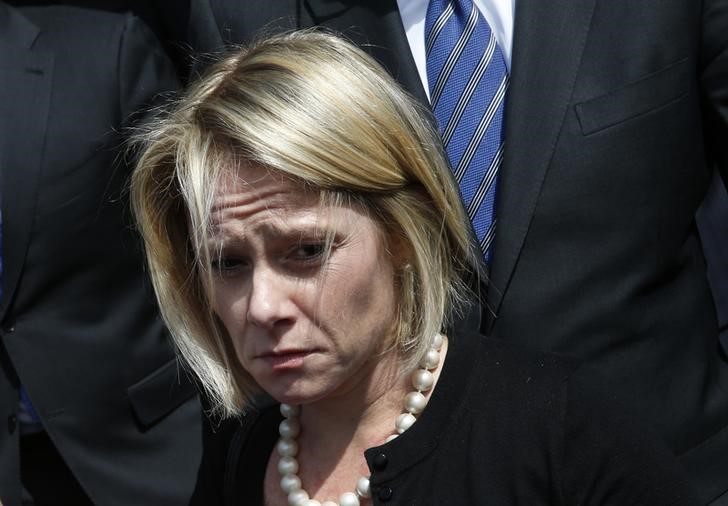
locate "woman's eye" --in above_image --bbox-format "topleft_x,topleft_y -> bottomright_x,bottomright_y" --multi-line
289,243 -> 326,262
211,257 -> 243,272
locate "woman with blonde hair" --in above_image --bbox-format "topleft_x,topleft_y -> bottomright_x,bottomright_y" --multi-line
131,31 -> 698,505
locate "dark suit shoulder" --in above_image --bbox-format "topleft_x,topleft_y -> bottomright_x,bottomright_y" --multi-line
17,5 -> 141,57
19,4 -> 135,35
18,4 -> 172,94
18,4 -> 176,155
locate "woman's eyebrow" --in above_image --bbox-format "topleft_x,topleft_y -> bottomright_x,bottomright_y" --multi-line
211,218 -> 331,246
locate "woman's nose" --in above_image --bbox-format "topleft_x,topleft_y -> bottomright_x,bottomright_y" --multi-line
246,268 -> 293,329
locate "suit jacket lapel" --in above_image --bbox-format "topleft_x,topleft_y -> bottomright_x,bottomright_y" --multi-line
0,6 -> 53,319
302,0 -> 428,106
485,0 -> 597,330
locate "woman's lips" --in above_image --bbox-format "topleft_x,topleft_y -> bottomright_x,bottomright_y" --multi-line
257,350 -> 314,370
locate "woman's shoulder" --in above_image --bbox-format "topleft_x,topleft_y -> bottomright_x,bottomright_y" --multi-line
189,397 -> 281,505
463,332 -> 637,428
227,397 -> 282,465
450,330 -> 648,447
454,329 -> 585,396
447,331 -> 701,505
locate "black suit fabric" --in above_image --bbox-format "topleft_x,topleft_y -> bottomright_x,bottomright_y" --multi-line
182,0 -> 728,502
0,4 -> 201,506
698,171 -> 728,342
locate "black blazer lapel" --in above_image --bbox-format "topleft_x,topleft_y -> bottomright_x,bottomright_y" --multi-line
0,7 -> 54,320
303,0 -> 428,105
486,0 -> 597,330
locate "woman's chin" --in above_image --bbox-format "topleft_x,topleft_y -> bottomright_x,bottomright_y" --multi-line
258,377 -> 331,407
268,389 -> 327,407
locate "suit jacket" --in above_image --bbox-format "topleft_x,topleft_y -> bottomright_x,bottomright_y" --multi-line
182,0 -> 728,502
0,5 -> 201,506
698,171 -> 728,339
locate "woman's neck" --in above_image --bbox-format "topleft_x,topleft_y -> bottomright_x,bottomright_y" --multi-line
265,337 -> 449,505
300,349 -> 408,449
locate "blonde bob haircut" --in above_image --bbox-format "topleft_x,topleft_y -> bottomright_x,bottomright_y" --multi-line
131,30 -> 481,417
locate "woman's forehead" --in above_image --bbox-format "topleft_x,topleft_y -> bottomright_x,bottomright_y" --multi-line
207,162 -> 387,242
209,165 -> 312,226
213,163 -> 311,203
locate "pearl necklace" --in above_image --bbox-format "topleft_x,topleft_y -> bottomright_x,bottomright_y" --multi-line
276,334 -> 445,506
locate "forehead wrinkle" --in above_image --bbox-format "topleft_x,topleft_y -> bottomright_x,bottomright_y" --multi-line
208,166 -> 339,247
209,197 -> 328,247
210,169 -> 303,227
211,179 -> 294,214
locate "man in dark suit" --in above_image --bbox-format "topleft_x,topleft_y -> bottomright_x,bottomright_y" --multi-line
177,0 -> 728,502
0,3 -> 201,505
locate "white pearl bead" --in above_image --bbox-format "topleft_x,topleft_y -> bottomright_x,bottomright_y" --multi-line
404,391 -> 427,414
420,348 -> 440,370
280,403 -> 300,418
278,456 -> 299,475
433,333 -> 444,350
277,438 -> 299,457
356,476 -> 371,498
385,433 -> 399,443
395,412 -> 417,433
279,419 -> 301,438
280,474 -> 302,493
288,489 -> 309,506
321,502 -> 338,506
304,501 -> 321,506
411,368 -> 434,392
339,491 -> 360,506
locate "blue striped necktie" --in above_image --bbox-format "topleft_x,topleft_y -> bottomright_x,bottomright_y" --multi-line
425,0 -> 509,260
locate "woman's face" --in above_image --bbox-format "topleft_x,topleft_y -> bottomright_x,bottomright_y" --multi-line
207,164 -> 399,405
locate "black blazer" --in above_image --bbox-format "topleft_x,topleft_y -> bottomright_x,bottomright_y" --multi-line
182,0 -> 728,501
191,332 -> 701,506
0,4 -> 200,506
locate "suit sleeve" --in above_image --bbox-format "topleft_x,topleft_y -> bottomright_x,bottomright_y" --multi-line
116,12 -> 180,127
700,0 -> 728,187
559,367 -> 702,505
